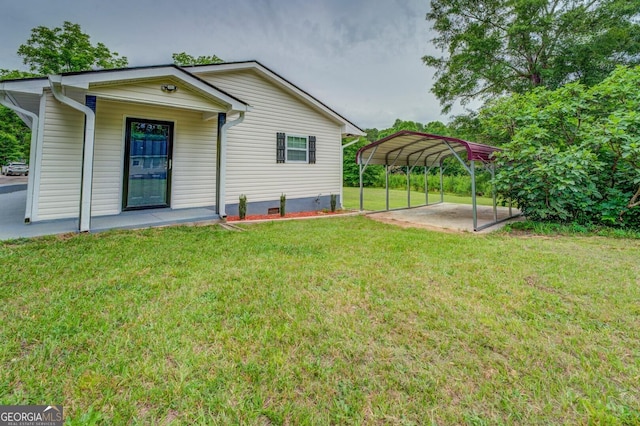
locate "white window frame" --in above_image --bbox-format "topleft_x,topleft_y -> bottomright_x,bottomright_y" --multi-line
285,134 -> 308,163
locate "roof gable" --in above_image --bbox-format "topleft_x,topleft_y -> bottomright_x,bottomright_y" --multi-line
0,65 -> 250,114
184,61 -> 365,136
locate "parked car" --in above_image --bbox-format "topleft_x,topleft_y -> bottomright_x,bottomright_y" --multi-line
1,162 -> 29,176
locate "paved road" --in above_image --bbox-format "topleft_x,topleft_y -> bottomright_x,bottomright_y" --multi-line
0,175 -> 28,185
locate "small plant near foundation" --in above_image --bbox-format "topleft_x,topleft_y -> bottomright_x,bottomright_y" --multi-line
239,194 -> 247,220
280,194 -> 286,217
330,194 -> 337,212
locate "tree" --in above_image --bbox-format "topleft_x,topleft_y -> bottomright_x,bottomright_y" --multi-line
486,66 -> 640,226
172,52 -> 223,66
423,0 -> 640,113
342,136 -> 381,187
0,107 -> 30,164
17,21 -> 128,74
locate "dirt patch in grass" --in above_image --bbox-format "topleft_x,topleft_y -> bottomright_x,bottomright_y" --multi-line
366,215 -> 463,234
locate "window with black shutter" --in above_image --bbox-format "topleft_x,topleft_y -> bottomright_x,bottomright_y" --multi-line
276,132 -> 286,163
276,133 -> 317,164
308,136 -> 316,164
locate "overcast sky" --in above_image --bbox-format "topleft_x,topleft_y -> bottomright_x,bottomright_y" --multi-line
0,0 -> 468,130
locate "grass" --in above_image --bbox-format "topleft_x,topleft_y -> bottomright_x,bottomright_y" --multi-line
503,220 -> 640,239
1,217 -> 639,424
342,186 -> 495,211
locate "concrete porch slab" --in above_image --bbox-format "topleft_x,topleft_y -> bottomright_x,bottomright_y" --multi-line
0,189 -> 220,241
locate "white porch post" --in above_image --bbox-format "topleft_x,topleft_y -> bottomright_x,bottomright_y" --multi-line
218,112 -> 245,217
49,77 -> 96,232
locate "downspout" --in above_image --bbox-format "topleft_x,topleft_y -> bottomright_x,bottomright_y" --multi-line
0,92 -> 39,223
48,76 -> 96,232
218,112 -> 245,218
340,137 -> 361,209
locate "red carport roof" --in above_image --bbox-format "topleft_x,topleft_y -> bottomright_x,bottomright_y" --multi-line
356,131 -> 500,167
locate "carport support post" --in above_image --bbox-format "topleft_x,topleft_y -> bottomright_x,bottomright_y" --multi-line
385,165 -> 389,211
424,166 -> 428,205
359,161 -> 364,211
471,160 -> 477,230
491,162 -> 498,222
439,161 -> 444,203
406,166 -> 410,208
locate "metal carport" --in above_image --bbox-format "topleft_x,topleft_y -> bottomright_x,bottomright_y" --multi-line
356,131 -> 520,231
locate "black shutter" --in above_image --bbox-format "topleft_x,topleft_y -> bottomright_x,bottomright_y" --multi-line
308,136 -> 316,164
276,132 -> 286,163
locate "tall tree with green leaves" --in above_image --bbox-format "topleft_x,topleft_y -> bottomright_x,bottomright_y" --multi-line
423,0 -> 640,112
1,22 -> 128,164
484,66 -> 640,226
16,21 -> 128,74
172,52 -> 223,66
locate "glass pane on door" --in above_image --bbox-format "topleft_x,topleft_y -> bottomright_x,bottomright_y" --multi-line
125,119 -> 172,209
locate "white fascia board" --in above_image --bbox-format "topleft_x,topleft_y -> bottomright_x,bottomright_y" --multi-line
57,67 -> 251,112
0,79 -> 47,95
187,62 -> 365,135
342,123 -> 367,137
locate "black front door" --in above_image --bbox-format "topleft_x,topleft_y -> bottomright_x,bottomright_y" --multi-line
123,118 -> 173,210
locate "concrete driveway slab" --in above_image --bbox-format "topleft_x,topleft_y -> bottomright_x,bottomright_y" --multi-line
368,203 -> 523,233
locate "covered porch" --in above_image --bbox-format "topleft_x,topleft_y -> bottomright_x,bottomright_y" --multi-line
0,65 -> 251,233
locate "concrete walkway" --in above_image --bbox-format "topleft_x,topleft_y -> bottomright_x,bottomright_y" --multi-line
0,188 -> 220,241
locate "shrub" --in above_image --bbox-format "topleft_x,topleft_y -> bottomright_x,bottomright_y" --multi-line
280,194 -> 286,217
238,194 -> 247,220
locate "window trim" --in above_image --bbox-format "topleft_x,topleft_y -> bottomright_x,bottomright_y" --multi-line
285,134 -> 309,163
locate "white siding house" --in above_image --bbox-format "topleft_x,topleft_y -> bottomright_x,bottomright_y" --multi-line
0,62 -> 364,231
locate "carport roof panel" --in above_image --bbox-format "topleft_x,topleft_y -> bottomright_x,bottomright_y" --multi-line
356,131 -> 500,167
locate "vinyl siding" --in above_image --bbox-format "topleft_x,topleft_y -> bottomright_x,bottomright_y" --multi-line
35,94 -> 218,221
89,79 -> 226,113
92,100 -> 218,215
197,70 -> 343,206
37,91 -> 84,220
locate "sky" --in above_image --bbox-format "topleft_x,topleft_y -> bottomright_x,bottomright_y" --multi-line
0,0 -> 469,130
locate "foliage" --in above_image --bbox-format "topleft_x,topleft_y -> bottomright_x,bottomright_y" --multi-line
376,171 -> 493,197
172,52 -> 223,66
342,137 -> 382,187
0,69 -> 37,80
0,102 -> 31,165
1,219 -> 638,423
280,193 -> 286,216
486,66 -> 640,227
342,186 -> 495,211
424,0 -> 640,112
239,194 -> 247,220
17,21 -> 128,74
503,220 -> 640,239
2,21 -> 129,163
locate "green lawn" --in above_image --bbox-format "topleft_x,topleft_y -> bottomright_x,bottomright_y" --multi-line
1,217 -> 639,424
342,186 -> 495,211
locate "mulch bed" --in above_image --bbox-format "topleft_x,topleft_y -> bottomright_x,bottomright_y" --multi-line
226,210 -> 347,222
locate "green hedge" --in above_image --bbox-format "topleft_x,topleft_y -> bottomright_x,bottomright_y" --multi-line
368,171 -> 493,197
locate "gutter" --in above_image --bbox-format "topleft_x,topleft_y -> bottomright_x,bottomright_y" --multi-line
217,112 -> 245,217
48,76 -> 96,232
340,137 -> 362,209
0,91 -> 39,223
